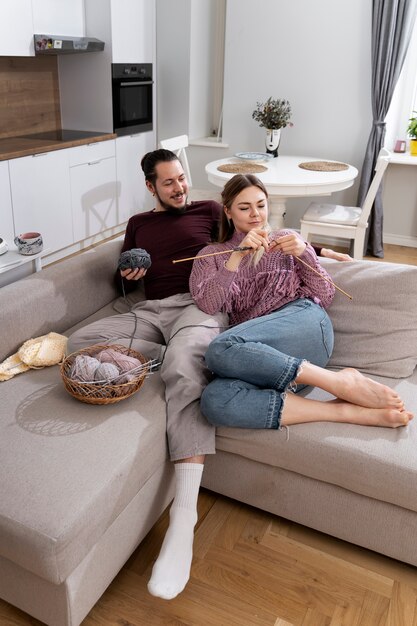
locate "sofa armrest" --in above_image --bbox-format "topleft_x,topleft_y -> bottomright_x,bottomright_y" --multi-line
0,240 -> 121,361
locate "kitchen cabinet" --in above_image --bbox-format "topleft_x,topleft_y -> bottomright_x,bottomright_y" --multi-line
110,0 -> 155,63
0,0 -> 85,57
69,140 -> 119,242
0,161 -> 14,248
9,149 -> 73,254
115,132 -> 155,222
32,0 -> 85,37
0,0 -> 34,56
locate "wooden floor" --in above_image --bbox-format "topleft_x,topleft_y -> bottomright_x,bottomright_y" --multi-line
1,243 -> 417,626
340,242 -> 417,266
364,243 -> 417,266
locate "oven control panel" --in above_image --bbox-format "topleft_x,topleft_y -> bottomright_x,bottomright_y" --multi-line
112,63 -> 152,81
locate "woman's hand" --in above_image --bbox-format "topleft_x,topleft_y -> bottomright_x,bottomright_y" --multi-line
269,233 -> 306,257
225,228 -> 269,271
235,228 -> 270,256
120,267 -> 147,281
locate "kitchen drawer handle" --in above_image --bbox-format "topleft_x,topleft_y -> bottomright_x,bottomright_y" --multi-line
32,152 -> 48,158
88,160 -> 101,166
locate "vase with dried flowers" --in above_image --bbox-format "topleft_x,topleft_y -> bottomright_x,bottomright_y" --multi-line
252,97 -> 292,157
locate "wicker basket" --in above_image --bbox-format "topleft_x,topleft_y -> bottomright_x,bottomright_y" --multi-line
61,344 -> 149,405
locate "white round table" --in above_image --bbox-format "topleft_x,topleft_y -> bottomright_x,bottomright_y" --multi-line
206,156 -> 359,229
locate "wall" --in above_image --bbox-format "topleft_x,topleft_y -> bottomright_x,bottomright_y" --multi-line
209,0 -> 372,230
59,0 -> 114,132
156,0 -> 417,247
156,0 -> 191,142
383,164 -> 417,245
156,0 -> 223,143
189,0 -> 219,139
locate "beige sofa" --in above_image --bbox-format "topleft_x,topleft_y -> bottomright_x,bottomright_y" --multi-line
1,238 -> 417,626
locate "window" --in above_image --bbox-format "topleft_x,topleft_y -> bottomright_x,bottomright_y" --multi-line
385,17 -> 417,149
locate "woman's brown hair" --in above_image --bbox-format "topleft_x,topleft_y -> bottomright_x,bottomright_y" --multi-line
218,174 -> 269,242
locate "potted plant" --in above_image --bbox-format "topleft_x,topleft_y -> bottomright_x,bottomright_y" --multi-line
407,111 -> 417,156
252,97 -> 292,157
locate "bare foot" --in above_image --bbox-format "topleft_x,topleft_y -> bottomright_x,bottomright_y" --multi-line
296,364 -> 404,410
331,368 -> 404,409
281,393 -> 413,428
331,400 -> 413,427
339,404 -> 412,428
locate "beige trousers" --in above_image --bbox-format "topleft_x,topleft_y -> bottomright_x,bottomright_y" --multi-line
67,293 -> 228,461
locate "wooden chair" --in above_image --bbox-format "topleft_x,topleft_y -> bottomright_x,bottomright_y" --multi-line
300,148 -> 391,259
159,134 -> 221,202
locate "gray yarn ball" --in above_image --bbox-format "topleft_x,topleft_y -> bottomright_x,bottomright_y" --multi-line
94,362 -> 120,383
118,248 -> 151,271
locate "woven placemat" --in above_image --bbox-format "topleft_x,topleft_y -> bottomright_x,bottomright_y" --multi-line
298,161 -> 349,172
217,163 -> 268,174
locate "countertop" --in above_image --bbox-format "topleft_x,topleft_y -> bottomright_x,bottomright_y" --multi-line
0,131 -> 117,161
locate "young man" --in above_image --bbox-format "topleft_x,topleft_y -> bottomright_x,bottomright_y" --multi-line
68,149 -> 228,601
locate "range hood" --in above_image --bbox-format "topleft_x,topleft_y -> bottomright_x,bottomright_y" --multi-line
34,34 -> 105,55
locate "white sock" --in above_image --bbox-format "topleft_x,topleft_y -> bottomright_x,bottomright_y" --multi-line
147,463 -> 203,600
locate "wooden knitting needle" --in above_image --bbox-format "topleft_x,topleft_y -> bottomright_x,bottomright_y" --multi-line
172,246 -> 352,300
294,255 -> 352,300
172,247 -> 252,263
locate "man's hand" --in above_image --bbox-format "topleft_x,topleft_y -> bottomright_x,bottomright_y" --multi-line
120,267 -> 147,281
269,233 -> 306,257
320,247 -> 353,262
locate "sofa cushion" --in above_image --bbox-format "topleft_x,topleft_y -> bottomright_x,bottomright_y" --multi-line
215,368 -> 417,514
0,364 -> 168,585
320,258 -> 417,378
0,240 -> 121,363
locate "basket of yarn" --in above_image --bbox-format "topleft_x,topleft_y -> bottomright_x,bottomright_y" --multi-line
61,344 -> 150,405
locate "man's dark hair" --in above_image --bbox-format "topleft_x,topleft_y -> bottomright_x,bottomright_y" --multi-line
140,149 -> 179,186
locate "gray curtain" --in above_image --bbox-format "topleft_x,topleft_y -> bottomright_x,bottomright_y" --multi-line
357,0 -> 417,257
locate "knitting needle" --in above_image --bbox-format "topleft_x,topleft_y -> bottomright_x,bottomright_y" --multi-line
294,255 -> 353,300
172,246 -> 352,300
172,247 -> 252,264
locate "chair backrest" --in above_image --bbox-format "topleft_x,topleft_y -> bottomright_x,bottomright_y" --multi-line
159,134 -> 193,186
358,147 -> 390,228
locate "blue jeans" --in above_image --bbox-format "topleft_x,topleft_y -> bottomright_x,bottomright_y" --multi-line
201,299 -> 334,429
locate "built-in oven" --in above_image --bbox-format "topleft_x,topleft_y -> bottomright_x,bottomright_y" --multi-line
112,63 -> 153,136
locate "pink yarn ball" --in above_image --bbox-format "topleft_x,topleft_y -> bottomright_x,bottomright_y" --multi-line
97,348 -> 142,374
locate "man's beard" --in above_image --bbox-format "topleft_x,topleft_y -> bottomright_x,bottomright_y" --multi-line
156,190 -> 188,215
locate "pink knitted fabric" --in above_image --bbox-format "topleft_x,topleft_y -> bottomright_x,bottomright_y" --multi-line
189,229 -> 335,326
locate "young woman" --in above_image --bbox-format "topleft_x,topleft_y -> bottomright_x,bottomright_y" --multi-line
189,174 -> 412,430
